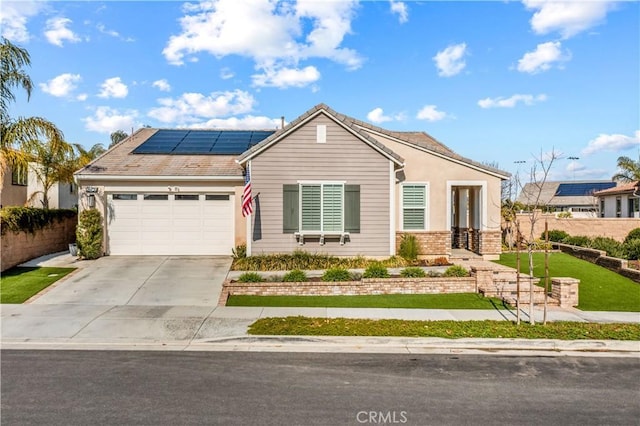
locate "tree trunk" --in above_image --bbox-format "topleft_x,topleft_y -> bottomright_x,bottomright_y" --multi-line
515,221 -> 521,325
543,220 -> 549,325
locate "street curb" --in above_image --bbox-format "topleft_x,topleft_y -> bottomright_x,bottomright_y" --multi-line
2,336 -> 639,357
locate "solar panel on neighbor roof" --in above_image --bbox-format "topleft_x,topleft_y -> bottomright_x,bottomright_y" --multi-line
133,129 -> 274,155
555,182 -> 616,196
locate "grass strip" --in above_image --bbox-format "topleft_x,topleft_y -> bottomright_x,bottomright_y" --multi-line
495,252 -> 640,312
227,293 -> 508,310
0,267 -> 75,303
248,317 -> 640,340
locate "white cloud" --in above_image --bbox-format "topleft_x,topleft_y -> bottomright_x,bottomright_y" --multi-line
416,105 -> 448,122
98,77 -> 128,98
44,17 -> 81,47
367,107 -> 393,124
152,79 -> 171,92
390,1 -> 408,24
517,41 -> 570,74
582,130 -> 640,156
184,115 -> 281,130
84,106 -> 138,134
147,90 -> 256,124
252,65 -> 320,88
97,23 -> 134,42
76,93 -> 88,101
162,0 -> 362,85
523,0 -> 616,39
478,94 -> 547,109
220,67 -> 235,80
39,73 -> 81,97
433,43 -> 467,77
0,1 -> 44,42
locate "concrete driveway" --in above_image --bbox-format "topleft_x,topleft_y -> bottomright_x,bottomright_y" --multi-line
31,256 -> 232,306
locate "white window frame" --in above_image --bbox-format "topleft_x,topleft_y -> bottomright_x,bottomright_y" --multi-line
400,182 -> 429,231
298,181 -> 345,233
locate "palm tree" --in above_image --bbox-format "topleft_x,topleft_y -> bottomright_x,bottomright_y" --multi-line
26,137 -> 76,209
73,143 -> 106,169
0,37 -> 64,188
612,156 -> 640,183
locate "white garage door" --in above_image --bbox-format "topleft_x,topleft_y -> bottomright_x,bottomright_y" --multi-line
107,193 -> 234,255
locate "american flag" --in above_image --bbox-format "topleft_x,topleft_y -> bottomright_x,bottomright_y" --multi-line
242,168 -> 253,217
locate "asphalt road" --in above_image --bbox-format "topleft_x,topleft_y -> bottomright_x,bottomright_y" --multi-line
2,351 -> 639,425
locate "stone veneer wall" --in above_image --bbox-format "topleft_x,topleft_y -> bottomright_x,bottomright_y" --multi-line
1,215 -> 76,272
551,277 -> 579,308
396,231 -> 451,259
478,231 -> 502,257
219,276 -> 476,306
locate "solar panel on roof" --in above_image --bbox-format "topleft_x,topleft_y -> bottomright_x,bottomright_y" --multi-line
555,182 -> 616,196
133,129 -> 274,155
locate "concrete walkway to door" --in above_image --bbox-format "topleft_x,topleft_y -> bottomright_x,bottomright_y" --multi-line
29,255 -> 232,306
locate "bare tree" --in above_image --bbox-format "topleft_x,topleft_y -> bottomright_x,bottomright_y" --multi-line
520,149 -> 559,325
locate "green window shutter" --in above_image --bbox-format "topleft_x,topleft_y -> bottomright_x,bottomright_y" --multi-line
322,184 -> 343,232
301,185 -> 321,231
283,185 -> 299,233
344,185 -> 360,233
403,185 -> 426,230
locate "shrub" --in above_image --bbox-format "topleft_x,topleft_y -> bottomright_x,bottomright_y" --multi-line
590,237 -> 625,258
531,239 -> 553,251
624,228 -> 640,244
624,239 -> 640,261
398,233 -> 419,262
557,211 -> 572,218
442,265 -> 469,277
76,209 -> 103,259
237,272 -> 264,283
544,229 -> 569,242
322,268 -> 352,282
0,206 -> 76,235
400,267 -> 426,278
363,262 -> 390,279
232,244 -> 247,259
282,269 -> 308,282
562,235 -> 592,247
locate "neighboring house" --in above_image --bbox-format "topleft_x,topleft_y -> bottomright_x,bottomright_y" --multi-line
0,163 -> 77,209
75,104 -> 509,259
516,180 -> 616,217
0,164 -> 28,208
593,181 -> 640,218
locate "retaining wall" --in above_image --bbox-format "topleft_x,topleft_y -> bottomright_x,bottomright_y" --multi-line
1,215 -> 76,272
514,213 -> 639,242
219,276 -> 476,306
554,242 -> 640,283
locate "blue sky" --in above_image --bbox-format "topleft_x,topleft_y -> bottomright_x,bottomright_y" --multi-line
2,0 -> 638,181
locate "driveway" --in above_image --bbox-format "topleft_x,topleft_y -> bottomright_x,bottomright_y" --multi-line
31,256 -> 232,306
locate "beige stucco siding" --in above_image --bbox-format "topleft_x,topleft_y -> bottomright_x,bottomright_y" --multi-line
249,114 -> 392,256
1,169 -> 27,208
363,132 -> 504,232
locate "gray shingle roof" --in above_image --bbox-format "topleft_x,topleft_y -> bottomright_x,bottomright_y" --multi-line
75,128 -> 244,178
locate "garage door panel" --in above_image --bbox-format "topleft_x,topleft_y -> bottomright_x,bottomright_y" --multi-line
108,193 -> 233,255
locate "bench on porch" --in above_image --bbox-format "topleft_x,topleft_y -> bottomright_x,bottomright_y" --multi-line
294,231 -> 350,246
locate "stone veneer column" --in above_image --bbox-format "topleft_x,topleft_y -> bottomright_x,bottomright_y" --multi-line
551,277 -> 579,308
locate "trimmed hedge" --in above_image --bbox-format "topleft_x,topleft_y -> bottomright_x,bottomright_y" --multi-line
0,207 -> 76,235
76,209 -> 103,259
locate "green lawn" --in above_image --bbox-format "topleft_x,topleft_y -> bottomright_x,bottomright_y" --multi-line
227,293 -> 508,309
248,317 -> 640,340
0,267 -> 75,303
494,252 -> 640,312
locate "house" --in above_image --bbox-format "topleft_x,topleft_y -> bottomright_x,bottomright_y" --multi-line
0,164 -> 28,208
0,163 -> 77,209
516,180 -> 616,217
593,181 -> 640,218
75,104 -> 509,259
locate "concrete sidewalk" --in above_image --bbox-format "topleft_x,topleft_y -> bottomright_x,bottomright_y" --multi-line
2,304 -> 639,355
